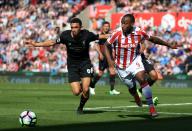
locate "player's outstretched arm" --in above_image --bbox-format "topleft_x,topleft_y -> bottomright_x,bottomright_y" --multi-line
25,39 -> 56,47
94,44 -> 104,60
103,41 -> 114,68
148,36 -> 181,49
99,34 -> 110,39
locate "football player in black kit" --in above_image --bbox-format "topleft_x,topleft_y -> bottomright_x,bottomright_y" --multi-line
89,21 -> 120,95
26,18 -> 107,114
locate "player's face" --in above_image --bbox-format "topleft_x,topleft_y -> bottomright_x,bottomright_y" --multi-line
102,24 -> 110,34
121,17 -> 133,35
71,23 -> 81,37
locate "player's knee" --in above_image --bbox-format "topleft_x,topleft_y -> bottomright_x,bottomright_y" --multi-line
72,90 -> 81,96
124,79 -> 135,89
84,88 -> 89,93
149,71 -> 158,81
138,77 -> 146,84
129,85 -> 137,96
83,87 -> 89,94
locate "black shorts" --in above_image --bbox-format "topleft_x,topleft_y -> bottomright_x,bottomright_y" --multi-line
142,57 -> 154,73
99,57 -> 108,71
67,60 -> 93,83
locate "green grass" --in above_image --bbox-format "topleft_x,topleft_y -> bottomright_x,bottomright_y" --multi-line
0,83 -> 192,131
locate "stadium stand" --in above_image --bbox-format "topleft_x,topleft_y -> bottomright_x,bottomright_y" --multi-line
0,0 -> 192,76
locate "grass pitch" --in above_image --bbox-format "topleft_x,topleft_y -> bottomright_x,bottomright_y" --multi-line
0,83 -> 192,131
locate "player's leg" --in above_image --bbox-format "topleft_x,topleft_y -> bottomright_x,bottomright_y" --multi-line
68,66 -> 85,114
138,55 -> 158,96
77,61 -> 94,114
90,71 -> 104,89
147,70 -> 158,85
89,70 -> 104,95
135,71 -> 158,117
139,55 -> 161,105
131,56 -> 158,117
89,59 -> 105,95
108,67 -> 120,95
77,77 -> 91,114
138,70 -> 158,94
116,68 -> 141,106
141,54 -> 158,86
68,66 -> 82,96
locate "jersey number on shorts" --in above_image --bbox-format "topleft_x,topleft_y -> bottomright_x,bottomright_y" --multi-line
87,67 -> 93,74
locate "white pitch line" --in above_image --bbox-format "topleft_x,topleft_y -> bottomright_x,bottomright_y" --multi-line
84,103 -> 192,116
85,103 -> 192,110
85,109 -> 192,116
158,112 -> 192,115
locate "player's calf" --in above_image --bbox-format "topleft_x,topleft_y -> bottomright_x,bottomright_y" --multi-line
129,87 -> 142,107
77,93 -> 89,114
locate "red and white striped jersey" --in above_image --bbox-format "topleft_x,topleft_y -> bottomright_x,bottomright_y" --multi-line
107,26 -> 150,69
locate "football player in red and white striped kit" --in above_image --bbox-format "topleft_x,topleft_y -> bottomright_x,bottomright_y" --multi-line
104,14 -> 180,117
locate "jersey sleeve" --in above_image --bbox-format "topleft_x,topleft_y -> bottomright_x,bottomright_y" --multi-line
55,32 -> 66,44
107,30 -> 120,45
140,29 -> 151,40
89,31 -> 99,41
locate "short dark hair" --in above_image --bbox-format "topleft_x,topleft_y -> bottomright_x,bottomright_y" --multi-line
102,21 -> 110,26
70,17 -> 82,27
121,14 -> 135,24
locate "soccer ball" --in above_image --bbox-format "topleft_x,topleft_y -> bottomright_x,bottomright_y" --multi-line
19,110 -> 37,127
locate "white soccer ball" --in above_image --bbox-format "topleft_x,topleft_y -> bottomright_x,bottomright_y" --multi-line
19,110 -> 37,127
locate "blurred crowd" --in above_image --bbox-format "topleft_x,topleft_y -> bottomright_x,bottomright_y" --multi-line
0,0 -> 192,76
115,0 -> 192,13
0,0 -> 82,73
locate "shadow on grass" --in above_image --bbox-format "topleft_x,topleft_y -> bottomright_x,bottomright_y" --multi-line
83,110 -> 105,114
129,100 -> 161,105
2,116 -> 192,131
130,100 -> 148,105
118,114 -> 152,119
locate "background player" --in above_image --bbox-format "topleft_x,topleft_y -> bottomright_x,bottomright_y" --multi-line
89,21 -> 120,95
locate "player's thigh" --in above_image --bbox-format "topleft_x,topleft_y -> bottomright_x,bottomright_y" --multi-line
128,55 -> 145,83
128,56 -> 145,76
142,58 -> 155,73
148,70 -> 158,80
135,70 -> 146,83
80,62 -> 93,93
79,61 -> 94,79
68,66 -> 81,83
68,67 -> 81,95
116,67 -> 135,88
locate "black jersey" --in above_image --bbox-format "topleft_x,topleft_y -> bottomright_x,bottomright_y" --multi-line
98,37 -> 107,45
98,32 -> 108,45
56,29 -> 99,64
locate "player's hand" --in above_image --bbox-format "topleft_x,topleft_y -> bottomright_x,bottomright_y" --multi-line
169,41 -> 182,49
25,39 -> 35,47
109,66 -> 115,73
100,34 -> 110,39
